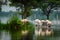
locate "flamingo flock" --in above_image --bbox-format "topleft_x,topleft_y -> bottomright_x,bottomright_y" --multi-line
21,19 -> 53,36
34,19 -> 53,36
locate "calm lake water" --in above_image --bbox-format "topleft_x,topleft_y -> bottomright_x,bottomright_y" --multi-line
0,25 -> 60,40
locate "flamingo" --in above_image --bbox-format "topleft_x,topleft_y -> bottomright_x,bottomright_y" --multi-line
21,19 -> 28,23
46,20 -> 53,36
34,19 -> 43,36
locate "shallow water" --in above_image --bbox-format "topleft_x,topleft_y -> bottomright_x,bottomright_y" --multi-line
0,26 -> 60,40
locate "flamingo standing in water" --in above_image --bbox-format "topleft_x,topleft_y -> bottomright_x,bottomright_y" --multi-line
41,20 -> 53,36
41,20 -> 47,36
46,20 -> 53,36
21,19 -> 28,35
34,19 -> 43,36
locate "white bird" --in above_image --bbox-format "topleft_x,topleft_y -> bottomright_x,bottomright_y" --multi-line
46,20 -> 52,25
35,19 -> 41,24
21,19 -> 28,23
41,20 -> 45,23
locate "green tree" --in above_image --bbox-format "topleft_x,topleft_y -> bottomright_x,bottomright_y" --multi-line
9,0 -> 38,19
46,0 -> 60,19
10,0 -> 60,19
0,0 -> 7,12
36,0 -> 60,19
0,1 -> 2,12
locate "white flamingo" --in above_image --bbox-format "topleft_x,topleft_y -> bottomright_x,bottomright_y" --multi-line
21,19 -> 28,25
34,19 -> 42,36
46,20 -> 52,25
21,19 -> 28,23
46,20 -> 53,36
21,19 -> 28,35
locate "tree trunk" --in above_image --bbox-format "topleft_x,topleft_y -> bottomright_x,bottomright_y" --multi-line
23,6 -> 28,19
46,14 -> 49,20
0,5 -> 1,12
0,1 -> 2,12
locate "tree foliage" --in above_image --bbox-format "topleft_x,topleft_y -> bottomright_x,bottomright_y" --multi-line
0,1 -> 2,12
10,0 -> 60,19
